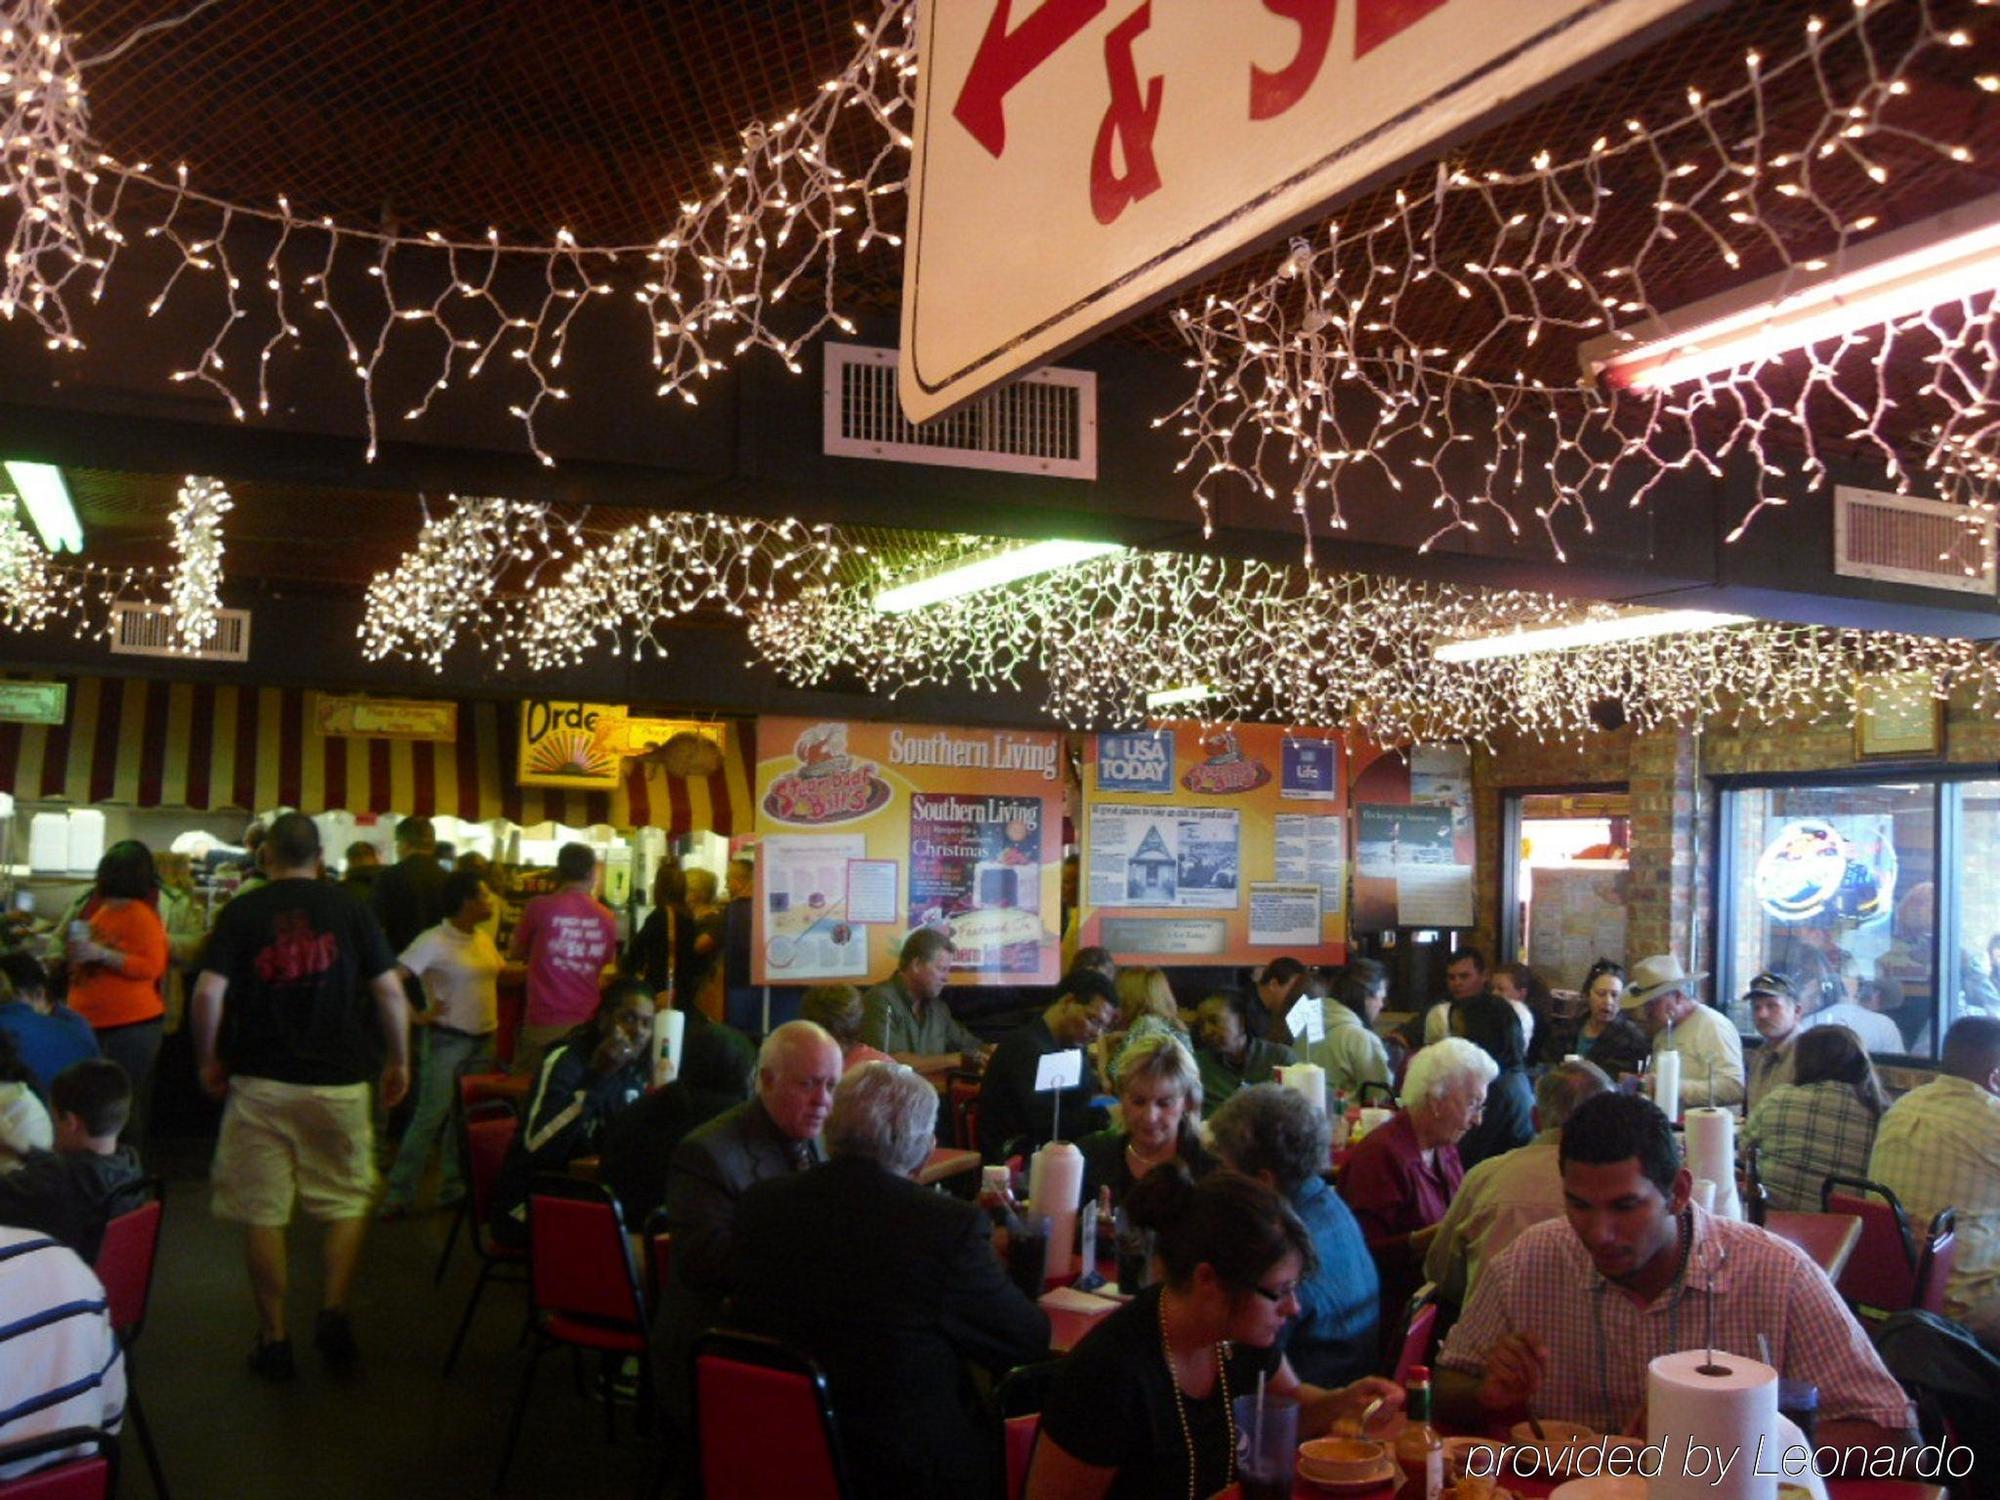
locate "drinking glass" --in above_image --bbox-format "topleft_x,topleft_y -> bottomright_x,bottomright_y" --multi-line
1233,1392 -> 1300,1500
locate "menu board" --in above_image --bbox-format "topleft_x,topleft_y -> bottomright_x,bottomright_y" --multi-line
753,717 -> 1064,986
1076,723 -> 1347,966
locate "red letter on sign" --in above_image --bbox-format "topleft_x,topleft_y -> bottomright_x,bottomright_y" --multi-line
953,0 -> 1108,158
1250,0 -> 1336,120
1354,0 -> 1449,58
1089,3 -> 1165,225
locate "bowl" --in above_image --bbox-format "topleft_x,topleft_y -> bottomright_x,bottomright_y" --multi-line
1444,1436 -> 1505,1480
1299,1437 -> 1391,1483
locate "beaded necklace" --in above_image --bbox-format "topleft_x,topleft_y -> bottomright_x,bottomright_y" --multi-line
1159,1292 -> 1235,1500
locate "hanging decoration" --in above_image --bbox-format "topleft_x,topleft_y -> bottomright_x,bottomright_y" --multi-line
165,473 -> 230,648
358,495 -> 851,673
0,0 -> 917,464
748,538 -> 2000,745
1164,0 -> 1999,558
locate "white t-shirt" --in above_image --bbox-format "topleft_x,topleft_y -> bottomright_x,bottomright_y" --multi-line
1800,1003 -> 1905,1056
399,921 -> 503,1035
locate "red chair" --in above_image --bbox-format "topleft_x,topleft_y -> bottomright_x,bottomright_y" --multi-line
1003,1415 -> 1039,1500
1914,1208 -> 1959,1316
949,1078 -> 982,1155
0,1428 -> 119,1499
493,1176 -> 654,1493
1392,1282 -> 1440,1384
643,1210 -> 672,1312
1822,1175 -> 1919,1314
441,1101 -> 528,1376
694,1330 -> 854,1500
434,1071 -> 530,1285
994,1360 -> 1059,1500
91,1179 -> 168,1500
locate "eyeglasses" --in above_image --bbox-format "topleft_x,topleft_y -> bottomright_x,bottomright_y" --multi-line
1251,1279 -> 1300,1305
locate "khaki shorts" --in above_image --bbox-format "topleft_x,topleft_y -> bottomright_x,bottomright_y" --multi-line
211,1076 -> 376,1226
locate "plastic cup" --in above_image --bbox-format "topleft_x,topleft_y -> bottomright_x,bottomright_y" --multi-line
1233,1393 -> 1300,1500
1006,1222 -> 1049,1300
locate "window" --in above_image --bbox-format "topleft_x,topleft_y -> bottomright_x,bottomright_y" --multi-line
1503,790 -> 1631,990
1947,779 -> 2000,1033
1719,778 -> 1947,1058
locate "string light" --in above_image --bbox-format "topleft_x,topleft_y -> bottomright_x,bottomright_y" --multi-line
1163,1 -> 1999,558
165,473 -> 229,648
0,0 -> 917,465
358,495 -> 853,673
749,539 -> 2000,745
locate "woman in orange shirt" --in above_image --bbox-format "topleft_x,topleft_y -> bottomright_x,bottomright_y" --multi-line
67,841 -> 169,1149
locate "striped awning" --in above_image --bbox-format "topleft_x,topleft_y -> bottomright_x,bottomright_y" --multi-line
0,676 -> 750,835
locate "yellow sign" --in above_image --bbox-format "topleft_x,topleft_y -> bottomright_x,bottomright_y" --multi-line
517,703 -> 724,789
0,681 -> 66,725
310,693 -> 457,742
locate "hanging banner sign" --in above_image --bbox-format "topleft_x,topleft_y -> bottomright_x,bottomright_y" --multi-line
900,0 -> 1703,421
0,681 -> 66,725
754,717 -> 1064,987
518,702 -> 727,789
1078,722 -> 1347,966
310,693 -> 458,743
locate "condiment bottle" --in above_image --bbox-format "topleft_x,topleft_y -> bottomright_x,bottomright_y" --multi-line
1395,1365 -> 1445,1500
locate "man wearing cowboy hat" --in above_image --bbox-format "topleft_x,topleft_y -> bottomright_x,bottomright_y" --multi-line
1621,954 -> 1744,1109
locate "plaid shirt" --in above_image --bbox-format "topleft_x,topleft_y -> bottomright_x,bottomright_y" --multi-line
1437,1207 -> 1914,1434
1742,1080 -> 1879,1214
1870,1075 -> 2000,1322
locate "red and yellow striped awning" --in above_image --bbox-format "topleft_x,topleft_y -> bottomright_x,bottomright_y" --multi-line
0,676 -> 750,835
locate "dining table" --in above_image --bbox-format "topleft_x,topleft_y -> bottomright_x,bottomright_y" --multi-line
1219,1473 -> 1945,1500
1765,1210 -> 1864,1281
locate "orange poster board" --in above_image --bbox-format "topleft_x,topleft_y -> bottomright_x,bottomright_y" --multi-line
1076,723 -> 1348,967
753,717 -> 1064,987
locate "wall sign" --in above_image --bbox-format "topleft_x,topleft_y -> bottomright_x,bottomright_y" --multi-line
0,681 -> 66,725
900,0 -> 1702,421
310,693 -> 458,742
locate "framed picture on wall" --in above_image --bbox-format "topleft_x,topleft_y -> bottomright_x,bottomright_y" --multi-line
1854,671 -> 1944,759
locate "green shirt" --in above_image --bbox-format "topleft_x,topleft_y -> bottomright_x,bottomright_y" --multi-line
1196,1037 -> 1292,1115
859,974 -> 981,1057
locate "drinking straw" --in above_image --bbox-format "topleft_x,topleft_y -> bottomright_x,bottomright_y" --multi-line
1255,1368 -> 1267,1465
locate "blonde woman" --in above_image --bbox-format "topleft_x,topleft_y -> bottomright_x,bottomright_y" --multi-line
1107,966 -> 1187,1080
1077,1031 -> 1213,1204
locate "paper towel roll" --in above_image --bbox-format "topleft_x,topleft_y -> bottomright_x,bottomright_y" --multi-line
1652,1049 -> 1682,1121
1691,1178 -> 1717,1212
1028,1141 -> 1084,1282
1354,1106 -> 1394,1141
1279,1062 -> 1327,1115
1684,1107 -> 1743,1220
650,1008 -> 686,1090
1648,1349 -> 1779,1500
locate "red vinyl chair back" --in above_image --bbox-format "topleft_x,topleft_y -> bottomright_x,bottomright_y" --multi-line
644,1211 -> 672,1311
458,1070 -> 529,1114
92,1187 -> 163,1342
462,1103 -> 518,1227
1915,1209 -> 1959,1317
526,1177 -> 647,1345
0,1429 -> 117,1499
1003,1414 -> 1039,1500
695,1331 -> 853,1500
1393,1294 -> 1440,1384
1822,1177 -> 1918,1314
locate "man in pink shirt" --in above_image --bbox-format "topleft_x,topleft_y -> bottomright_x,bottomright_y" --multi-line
508,843 -> 617,1075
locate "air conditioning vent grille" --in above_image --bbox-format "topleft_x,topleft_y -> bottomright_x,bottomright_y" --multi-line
109,602 -> 252,662
823,343 -> 1096,478
1833,486 -> 1995,596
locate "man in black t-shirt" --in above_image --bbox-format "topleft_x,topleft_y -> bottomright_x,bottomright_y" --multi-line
192,813 -> 410,1381
977,970 -> 1117,1161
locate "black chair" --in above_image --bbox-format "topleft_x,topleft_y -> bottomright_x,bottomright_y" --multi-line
693,1329 -> 854,1500
995,1360 -> 1063,1500
0,1426 -> 120,1498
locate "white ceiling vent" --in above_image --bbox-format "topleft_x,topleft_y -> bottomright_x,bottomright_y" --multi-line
1833,485 -> 1995,596
823,343 -> 1097,479
108,602 -> 252,662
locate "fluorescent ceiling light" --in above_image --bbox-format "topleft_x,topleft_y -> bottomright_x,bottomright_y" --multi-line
1585,193 -> 2000,392
871,539 -> 1128,614
1434,609 -> 1753,663
2,461 -> 82,554
1145,684 -> 1215,710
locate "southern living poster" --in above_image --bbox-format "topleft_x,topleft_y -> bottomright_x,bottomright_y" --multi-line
753,717 -> 1063,986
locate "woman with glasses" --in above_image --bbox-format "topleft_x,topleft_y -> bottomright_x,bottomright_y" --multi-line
1028,1167 -> 1402,1500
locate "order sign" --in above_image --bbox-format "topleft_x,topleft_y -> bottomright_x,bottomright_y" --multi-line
900,0 -> 1703,422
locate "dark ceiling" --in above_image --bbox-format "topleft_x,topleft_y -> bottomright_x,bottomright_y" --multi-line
31,0 -> 2000,587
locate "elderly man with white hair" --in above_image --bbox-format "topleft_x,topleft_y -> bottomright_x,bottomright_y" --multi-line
1340,1037 -> 1498,1335
731,1062 -> 1049,1500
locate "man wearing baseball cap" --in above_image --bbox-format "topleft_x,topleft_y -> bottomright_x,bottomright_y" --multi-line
1621,954 -> 1744,1109
1745,970 -> 1806,1111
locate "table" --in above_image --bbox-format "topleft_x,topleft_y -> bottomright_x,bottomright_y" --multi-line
1767,1210 -> 1863,1281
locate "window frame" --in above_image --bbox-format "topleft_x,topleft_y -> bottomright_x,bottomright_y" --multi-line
1711,765 -> 1992,1063
1497,782 -> 1630,969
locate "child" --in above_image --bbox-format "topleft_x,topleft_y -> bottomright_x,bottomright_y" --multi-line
0,1057 -> 148,1260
